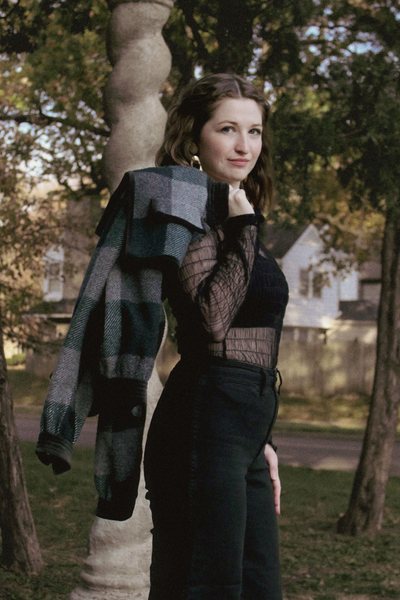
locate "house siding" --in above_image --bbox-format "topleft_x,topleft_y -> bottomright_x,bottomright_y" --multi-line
281,225 -> 341,329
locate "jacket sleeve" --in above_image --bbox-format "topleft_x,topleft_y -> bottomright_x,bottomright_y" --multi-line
178,214 -> 258,342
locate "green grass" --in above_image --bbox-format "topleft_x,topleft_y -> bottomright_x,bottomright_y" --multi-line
1,442 -> 399,599
280,468 -> 400,599
8,368 -> 49,415
6,353 -> 26,367
276,391 -> 371,434
277,392 -> 400,437
1,443 -> 96,599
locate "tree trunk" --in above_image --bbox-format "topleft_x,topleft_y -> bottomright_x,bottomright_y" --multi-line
337,204 -> 400,535
0,313 -> 43,573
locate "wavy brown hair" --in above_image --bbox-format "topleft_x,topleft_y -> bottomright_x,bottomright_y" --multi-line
156,73 -> 274,213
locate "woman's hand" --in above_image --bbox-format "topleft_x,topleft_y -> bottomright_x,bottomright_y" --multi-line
264,443 -> 281,516
228,187 -> 255,218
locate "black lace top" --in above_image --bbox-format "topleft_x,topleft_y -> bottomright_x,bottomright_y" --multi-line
165,214 -> 289,369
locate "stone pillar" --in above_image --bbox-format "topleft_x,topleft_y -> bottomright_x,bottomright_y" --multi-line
71,1 -> 174,597
70,360 -> 164,600
103,0 -> 174,192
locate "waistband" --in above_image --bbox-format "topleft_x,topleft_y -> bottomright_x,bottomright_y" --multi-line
180,355 -> 283,392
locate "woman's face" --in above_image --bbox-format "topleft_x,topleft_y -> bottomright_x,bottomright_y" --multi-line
197,97 -> 263,189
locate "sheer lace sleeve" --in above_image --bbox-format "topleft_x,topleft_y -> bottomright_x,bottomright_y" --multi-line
178,215 -> 258,342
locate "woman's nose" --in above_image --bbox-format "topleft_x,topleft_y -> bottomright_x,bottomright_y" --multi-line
235,133 -> 249,153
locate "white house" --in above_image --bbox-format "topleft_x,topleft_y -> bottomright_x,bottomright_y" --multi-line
43,246 -> 65,303
260,222 -> 380,395
40,221 -> 380,344
29,217 -> 381,392
261,223 -> 379,342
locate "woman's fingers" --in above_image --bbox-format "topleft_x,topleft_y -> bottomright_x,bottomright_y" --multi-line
228,187 -> 254,217
264,443 -> 281,516
271,473 -> 281,516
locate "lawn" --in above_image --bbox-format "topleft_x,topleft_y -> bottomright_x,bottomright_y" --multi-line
5,367 -> 400,597
1,442 -> 399,599
280,469 -> 400,599
0,443 -> 95,599
8,368 -> 49,415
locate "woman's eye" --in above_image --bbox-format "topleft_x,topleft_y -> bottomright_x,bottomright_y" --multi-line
220,126 -> 235,133
249,128 -> 262,136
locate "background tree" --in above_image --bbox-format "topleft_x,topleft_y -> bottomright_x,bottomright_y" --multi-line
163,0 -> 316,94
1,0 -> 398,541
0,0 -> 110,338
321,3 -> 400,535
0,317 -> 43,573
0,158 -> 52,573
0,0 -> 109,572
270,1 -> 399,535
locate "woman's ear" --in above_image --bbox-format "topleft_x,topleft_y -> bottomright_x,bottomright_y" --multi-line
189,142 -> 199,155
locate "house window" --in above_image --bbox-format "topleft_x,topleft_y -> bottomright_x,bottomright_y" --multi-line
46,262 -> 63,294
43,247 -> 64,302
299,269 -> 310,297
299,268 -> 325,298
312,271 -> 324,298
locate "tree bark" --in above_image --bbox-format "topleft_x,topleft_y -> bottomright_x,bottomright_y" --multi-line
0,313 -> 43,573
337,203 -> 400,535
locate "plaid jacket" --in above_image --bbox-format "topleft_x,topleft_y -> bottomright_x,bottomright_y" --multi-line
36,166 -> 228,520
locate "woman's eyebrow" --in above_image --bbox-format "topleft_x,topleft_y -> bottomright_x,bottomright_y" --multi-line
216,120 -> 263,127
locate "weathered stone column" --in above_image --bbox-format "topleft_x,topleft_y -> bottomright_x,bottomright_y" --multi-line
71,1 -> 173,598
103,0 -> 174,193
70,360 -> 164,599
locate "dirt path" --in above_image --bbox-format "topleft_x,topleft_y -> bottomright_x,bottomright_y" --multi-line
16,413 -> 400,477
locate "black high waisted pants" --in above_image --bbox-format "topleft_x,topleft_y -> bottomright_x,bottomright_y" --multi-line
144,357 -> 282,600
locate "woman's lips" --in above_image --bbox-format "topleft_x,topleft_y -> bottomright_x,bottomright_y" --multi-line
228,159 -> 250,166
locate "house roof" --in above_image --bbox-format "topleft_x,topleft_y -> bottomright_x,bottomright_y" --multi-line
339,300 -> 378,321
260,223 -> 308,258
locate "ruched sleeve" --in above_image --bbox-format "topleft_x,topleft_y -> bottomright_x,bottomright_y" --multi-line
178,215 -> 258,342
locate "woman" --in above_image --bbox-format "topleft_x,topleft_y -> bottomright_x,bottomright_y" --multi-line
144,73 -> 289,599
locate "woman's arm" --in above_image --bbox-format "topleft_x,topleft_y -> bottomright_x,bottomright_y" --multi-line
178,215 -> 258,341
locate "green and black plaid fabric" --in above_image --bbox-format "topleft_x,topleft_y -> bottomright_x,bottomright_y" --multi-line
36,166 -> 228,520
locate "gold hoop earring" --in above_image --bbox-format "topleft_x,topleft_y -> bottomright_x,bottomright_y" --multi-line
190,155 -> 202,170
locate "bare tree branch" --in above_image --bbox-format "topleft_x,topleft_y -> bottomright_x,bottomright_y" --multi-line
0,110 -> 109,137
0,0 -> 21,20
177,0 -> 209,63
